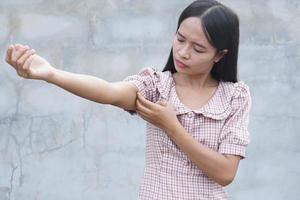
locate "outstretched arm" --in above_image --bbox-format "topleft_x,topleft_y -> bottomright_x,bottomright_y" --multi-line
5,43 -> 139,111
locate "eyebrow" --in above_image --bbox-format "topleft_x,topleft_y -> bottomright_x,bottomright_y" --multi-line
177,31 -> 207,49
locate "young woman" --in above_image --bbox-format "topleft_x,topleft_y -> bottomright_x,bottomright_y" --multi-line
5,0 -> 251,199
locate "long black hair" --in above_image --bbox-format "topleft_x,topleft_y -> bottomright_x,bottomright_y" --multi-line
162,0 -> 239,83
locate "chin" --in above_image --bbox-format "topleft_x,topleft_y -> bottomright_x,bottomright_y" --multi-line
174,63 -> 189,72
174,65 -> 182,72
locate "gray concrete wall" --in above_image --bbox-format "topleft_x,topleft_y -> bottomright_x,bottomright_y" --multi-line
0,0 -> 299,199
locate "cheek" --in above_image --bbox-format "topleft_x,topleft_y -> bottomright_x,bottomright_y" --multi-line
172,40 -> 178,52
189,55 -> 215,71
172,36 -> 184,51
193,53 -> 215,63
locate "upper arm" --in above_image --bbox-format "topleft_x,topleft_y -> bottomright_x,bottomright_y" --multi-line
111,67 -> 159,114
110,81 -> 139,111
218,82 -> 251,159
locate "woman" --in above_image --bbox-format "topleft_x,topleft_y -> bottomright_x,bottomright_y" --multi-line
5,0 -> 251,199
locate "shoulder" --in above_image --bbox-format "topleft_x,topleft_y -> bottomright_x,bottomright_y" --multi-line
123,67 -> 164,83
136,67 -> 170,80
124,67 -> 172,98
135,67 -> 173,86
221,81 -> 252,111
201,81 -> 251,120
221,81 -> 251,100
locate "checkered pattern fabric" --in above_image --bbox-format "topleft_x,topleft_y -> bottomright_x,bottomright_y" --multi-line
123,67 -> 251,200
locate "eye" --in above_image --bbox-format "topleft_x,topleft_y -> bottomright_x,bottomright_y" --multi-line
177,38 -> 184,43
194,49 -> 204,53
176,36 -> 184,43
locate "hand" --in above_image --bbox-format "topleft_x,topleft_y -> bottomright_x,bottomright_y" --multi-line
136,92 -> 180,135
5,43 -> 56,81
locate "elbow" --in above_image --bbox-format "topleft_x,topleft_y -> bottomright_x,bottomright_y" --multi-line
219,178 -> 233,187
218,173 -> 235,187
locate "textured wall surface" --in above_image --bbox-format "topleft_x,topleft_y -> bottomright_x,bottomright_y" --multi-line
0,0 -> 299,200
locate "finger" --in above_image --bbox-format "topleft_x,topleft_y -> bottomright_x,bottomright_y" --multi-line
14,43 -> 28,51
136,110 -> 154,124
137,93 -> 158,110
16,69 -> 23,77
14,44 -> 21,50
5,45 -> 14,63
136,98 -> 153,116
136,108 -> 151,119
17,55 -> 33,78
23,55 -> 34,74
157,101 -> 168,106
18,49 -> 36,68
12,47 -> 25,63
12,45 -> 29,63
15,50 -> 31,73
137,111 -> 148,121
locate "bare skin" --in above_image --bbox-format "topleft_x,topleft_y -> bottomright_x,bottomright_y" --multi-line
5,43 -> 139,110
5,17 -> 241,186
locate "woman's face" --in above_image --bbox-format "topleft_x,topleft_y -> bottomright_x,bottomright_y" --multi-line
172,17 -> 224,76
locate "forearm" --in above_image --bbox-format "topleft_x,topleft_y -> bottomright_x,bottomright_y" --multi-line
166,124 -> 236,186
47,69 -> 115,104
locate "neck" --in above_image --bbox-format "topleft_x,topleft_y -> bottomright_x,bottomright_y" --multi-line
174,72 -> 218,89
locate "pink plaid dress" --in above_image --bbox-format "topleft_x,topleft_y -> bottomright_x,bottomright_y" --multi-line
123,67 -> 251,200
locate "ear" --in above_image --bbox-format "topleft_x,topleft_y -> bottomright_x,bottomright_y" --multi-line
214,49 -> 228,63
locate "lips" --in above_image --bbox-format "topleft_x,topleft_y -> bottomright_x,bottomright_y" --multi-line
175,59 -> 188,68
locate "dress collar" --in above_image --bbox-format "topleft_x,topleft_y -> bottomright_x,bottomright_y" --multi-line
166,71 -> 233,120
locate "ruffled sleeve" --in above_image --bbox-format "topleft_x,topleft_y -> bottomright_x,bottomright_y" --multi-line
218,82 -> 252,159
122,67 -> 160,115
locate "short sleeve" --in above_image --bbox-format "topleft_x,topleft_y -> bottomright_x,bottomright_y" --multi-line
122,67 -> 159,115
218,82 -> 252,159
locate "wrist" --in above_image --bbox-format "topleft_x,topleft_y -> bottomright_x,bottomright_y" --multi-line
46,67 -> 59,83
165,120 -> 182,137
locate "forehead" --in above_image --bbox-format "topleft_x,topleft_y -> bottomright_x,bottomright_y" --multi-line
178,17 -> 211,46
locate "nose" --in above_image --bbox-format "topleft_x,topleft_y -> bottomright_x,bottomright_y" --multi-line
178,44 -> 190,59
